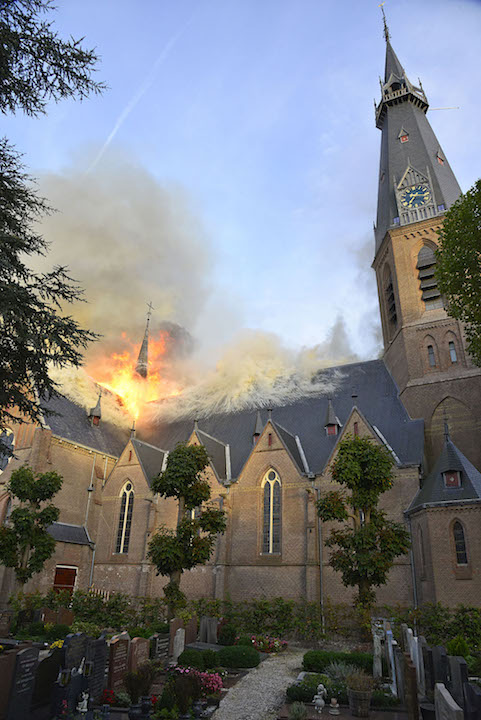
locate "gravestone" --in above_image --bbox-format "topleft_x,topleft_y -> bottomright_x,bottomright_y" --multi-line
51,633 -> 90,718
403,652 -> 419,720
405,627 -> 414,656
169,619 -> 183,656
5,646 -> 39,720
394,647 -> 405,702
0,644 -> 34,720
400,623 -> 409,651
31,647 -> 63,719
107,636 -> 129,692
173,628 -> 185,663
433,646 -> 449,686
185,616 -> 198,646
423,645 -> 436,701
417,635 -> 427,699
386,629 -> 397,696
129,637 -> 150,672
463,682 -> 481,720
88,636 -> 109,703
198,616 -> 218,645
434,683 -> 463,720
447,656 -> 468,708
373,635 -> 382,677
150,633 -> 169,661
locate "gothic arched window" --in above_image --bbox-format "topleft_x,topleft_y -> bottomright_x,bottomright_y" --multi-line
115,482 -> 134,554
417,246 -> 443,310
453,521 -> 468,566
383,267 -> 397,327
262,469 -> 281,554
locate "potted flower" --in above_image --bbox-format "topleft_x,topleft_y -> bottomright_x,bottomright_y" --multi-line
346,671 -> 374,718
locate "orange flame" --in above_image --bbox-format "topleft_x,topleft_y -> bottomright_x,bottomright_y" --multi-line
88,331 -> 181,420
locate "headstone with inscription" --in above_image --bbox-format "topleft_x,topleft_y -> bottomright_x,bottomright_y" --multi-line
5,646 -> 39,720
108,636 -> 129,692
447,656 -> 468,708
88,636 -> 109,703
149,633 -> 169,661
51,633 -> 90,718
129,637 -> 150,672
434,683 -> 463,720
373,635 -> 382,678
173,628 -> 185,663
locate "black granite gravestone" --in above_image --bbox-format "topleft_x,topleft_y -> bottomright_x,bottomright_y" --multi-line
31,647 -> 63,719
88,636 -> 108,702
463,681 -> 481,720
5,646 -> 39,720
447,656 -> 468,708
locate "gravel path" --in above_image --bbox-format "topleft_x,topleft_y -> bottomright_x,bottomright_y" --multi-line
213,648 -> 306,720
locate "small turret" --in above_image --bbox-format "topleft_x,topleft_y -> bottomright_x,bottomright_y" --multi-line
88,388 -> 102,426
253,410 -> 263,444
324,399 -> 341,436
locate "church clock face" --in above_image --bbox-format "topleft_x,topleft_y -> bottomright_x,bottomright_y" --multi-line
400,184 -> 431,208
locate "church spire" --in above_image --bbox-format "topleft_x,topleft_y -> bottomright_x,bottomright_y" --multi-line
373,19 -> 461,254
135,302 -> 154,379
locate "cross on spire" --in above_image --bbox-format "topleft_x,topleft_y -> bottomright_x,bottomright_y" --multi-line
379,2 -> 390,42
146,301 -> 154,325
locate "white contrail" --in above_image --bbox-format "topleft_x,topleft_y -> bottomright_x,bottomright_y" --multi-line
87,11 -> 197,174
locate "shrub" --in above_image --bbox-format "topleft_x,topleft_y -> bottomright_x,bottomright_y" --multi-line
286,674 -> 330,703
346,672 -> 374,692
27,621 -> 45,636
371,690 -> 401,708
303,651 -> 373,674
128,626 -> 153,639
325,661 -> 359,682
71,621 -> 103,638
177,649 -> 204,670
202,649 -> 219,670
288,702 -> 307,720
446,635 -> 471,659
217,645 -> 260,668
159,682 -> 177,711
45,624 -> 71,642
124,663 -> 156,704
218,624 -> 237,646
236,635 -> 253,646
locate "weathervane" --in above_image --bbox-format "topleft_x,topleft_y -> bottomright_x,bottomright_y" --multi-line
378,2 -> 390,42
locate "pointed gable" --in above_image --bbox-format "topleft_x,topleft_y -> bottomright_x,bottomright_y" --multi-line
131,438 -> 167,486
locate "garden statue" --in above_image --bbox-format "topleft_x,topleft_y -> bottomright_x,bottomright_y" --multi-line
76,691 -> 89,714
313,684 -> 327,714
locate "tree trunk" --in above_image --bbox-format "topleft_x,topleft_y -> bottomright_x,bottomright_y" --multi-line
357,578 -> 373,608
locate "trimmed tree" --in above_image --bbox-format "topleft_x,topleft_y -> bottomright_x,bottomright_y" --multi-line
316,435 -> 410,607
0,465 -> 62,589
147,443 -> 226,618
435,179 -> 481,365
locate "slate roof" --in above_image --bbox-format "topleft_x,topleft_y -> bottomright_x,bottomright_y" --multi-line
408,438 -> 481,513
138,359 -> 424,479
196,429 -> 229,481
47,522 -> 91,546
374,41 -> 461,252
131,438 -> 167,486
42,393 -> 129,457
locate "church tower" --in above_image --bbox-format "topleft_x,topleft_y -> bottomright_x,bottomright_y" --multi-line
372,21 -> 481,469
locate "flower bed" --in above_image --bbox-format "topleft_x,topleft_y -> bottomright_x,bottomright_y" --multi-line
236,634 -> 288,653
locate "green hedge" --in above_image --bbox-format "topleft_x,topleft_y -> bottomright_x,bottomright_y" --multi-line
218,645 -> 260,668
286,674 -> 329,703
303,651 -> 373,674
177,649 -> 205,670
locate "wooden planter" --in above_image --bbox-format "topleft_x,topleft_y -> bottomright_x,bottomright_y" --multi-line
347,688 -> 372,717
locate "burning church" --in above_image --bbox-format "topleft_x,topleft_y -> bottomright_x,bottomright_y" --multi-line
1,26 -> 481,610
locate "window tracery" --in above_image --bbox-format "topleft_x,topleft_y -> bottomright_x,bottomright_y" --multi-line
262,470 -> 281,554
115,482 -> 134,554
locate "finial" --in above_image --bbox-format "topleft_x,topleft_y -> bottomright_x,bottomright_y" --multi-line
146,300 -> 154,325
194,419 -> 199,431
267,409 -> 273,421
88,385 -> 102,425
379,2 -> 390,42
130,419 -> 136,438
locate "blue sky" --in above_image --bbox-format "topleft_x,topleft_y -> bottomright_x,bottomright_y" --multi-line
5,0 -> 481,362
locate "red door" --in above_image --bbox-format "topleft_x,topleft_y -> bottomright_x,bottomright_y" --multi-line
53,566 -> 77,594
